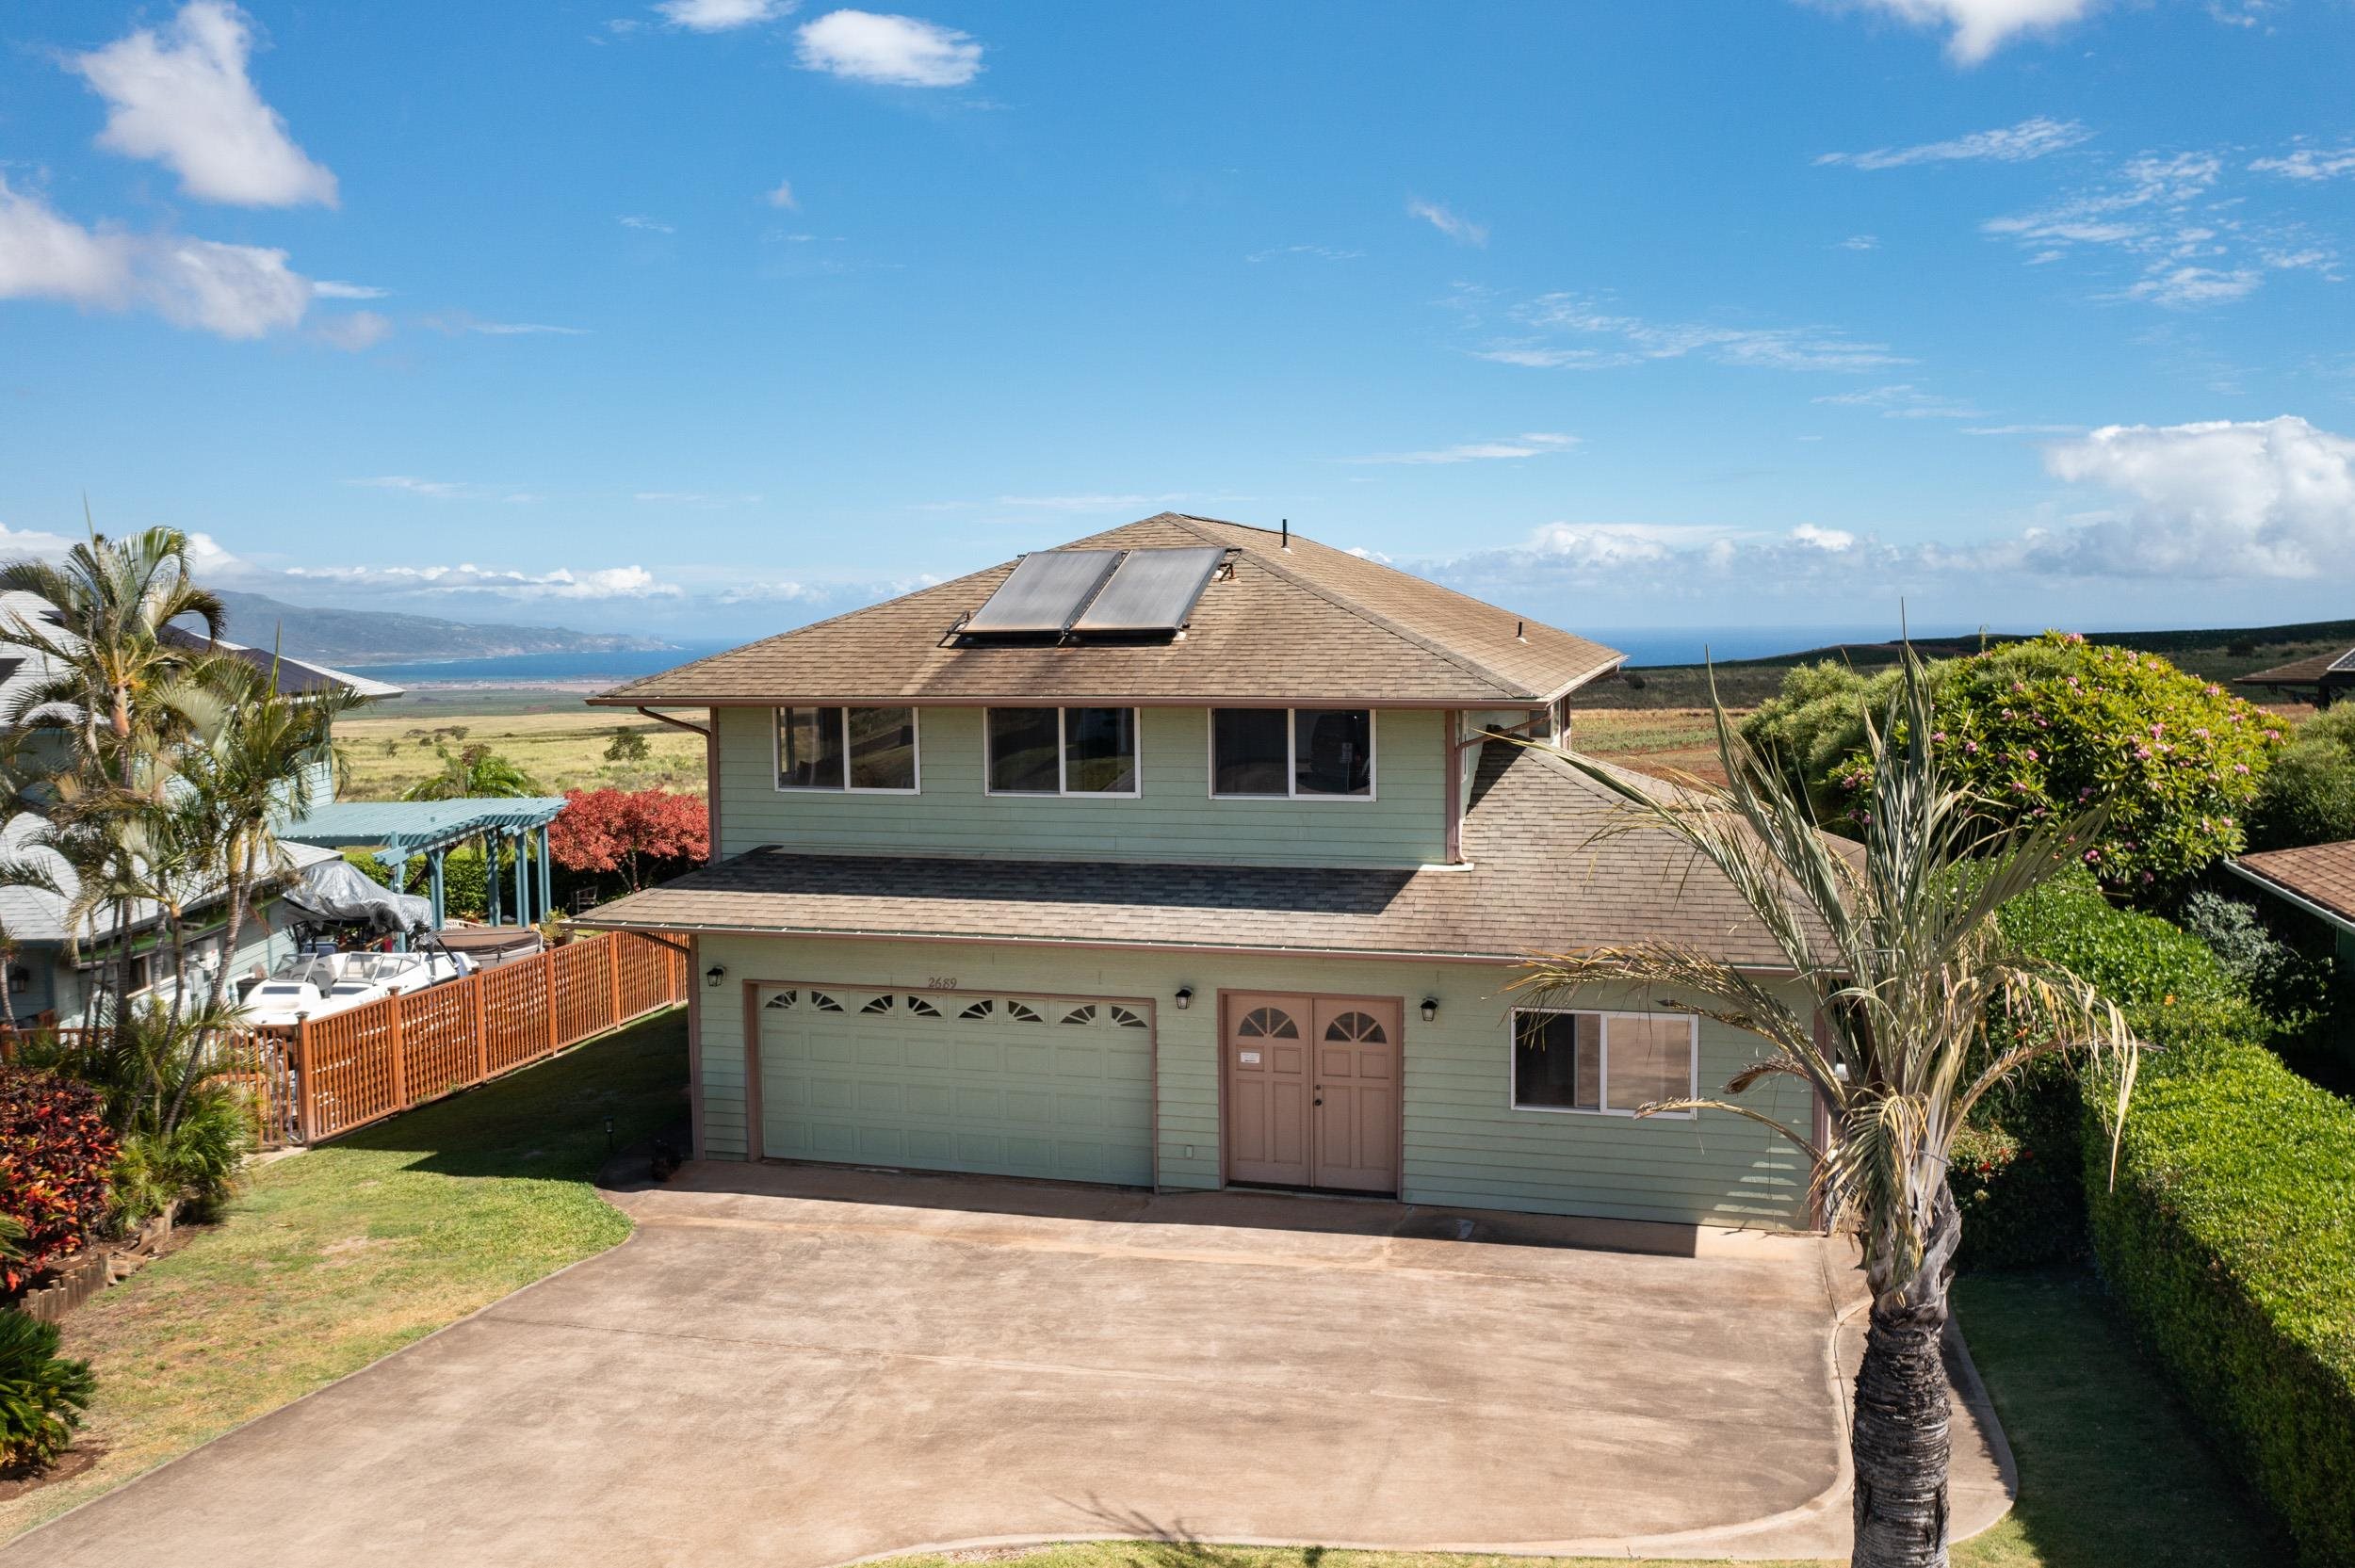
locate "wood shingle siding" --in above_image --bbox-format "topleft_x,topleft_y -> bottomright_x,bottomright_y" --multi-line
715,705 -> 1448,868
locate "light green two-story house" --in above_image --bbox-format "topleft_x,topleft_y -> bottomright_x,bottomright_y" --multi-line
585,514 -> 1817,1229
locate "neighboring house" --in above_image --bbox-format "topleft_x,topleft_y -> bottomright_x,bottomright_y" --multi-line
582,514 -> 1821,1229
2234,646 -> 2355,709
0,591 -> 401,1025
2226,842 -> 2355,1066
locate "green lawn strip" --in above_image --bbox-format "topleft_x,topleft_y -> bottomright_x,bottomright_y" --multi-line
1947,1267 -> 2288,1568
0,1009 -> 690,1542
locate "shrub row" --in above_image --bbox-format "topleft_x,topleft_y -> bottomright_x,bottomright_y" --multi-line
2084,1031 -> 2355,1566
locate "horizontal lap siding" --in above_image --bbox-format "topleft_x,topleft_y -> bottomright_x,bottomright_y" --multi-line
715,706 -> 1445,867
694,938 -> 1810,1230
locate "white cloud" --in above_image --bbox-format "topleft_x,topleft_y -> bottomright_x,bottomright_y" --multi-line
1791,523 -> 1857,551
1247,244 -> 1364,263
420,313 -> 589,336
344,477 -> 541,503
1813,383 -> 1986,418
1839,234 -> 1881,251
2124,266 -> 2261,306
1828,0 -> 2102,64
1980,149 -> 2331,306
765,179 -> 799,209
714,578 -> 827,605
284,562 -> 681,599
311,279 -> 386,299
1474,292 -> 1907,373
0,177 -> 310,339
619,215 -> 675,234
657,0 -> 796,29
1407,200 -> 1487,247
2250,147 -> 2355,182
1341,432 -> 1580,465
2033,415 -> 2355,579
1963,423 -> 2087,436
794,10 -> 982,87
310,310 -> 391,351
73,1 -> 336,208
1817,116 -> 2090,170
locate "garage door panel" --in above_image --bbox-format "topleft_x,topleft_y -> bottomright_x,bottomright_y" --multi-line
760,989 -> 1154,1187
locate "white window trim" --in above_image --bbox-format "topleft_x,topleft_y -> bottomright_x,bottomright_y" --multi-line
1507,1007 -> 1699,1119
771,706 -> 923,795
1205,706 -> 1379,802
983,706 -> 1144,799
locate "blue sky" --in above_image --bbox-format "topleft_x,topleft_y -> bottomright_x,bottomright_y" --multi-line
0,0 -> 2350,650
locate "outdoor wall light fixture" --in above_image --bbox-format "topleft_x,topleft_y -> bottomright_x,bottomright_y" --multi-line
705,964 -> 727,989
1174,986 -> 1194,1010
1420,996 -> 1439,1023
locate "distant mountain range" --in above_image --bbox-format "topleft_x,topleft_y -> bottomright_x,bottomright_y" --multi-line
213,590 -> 673,668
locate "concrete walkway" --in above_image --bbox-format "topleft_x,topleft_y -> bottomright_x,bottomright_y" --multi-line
8,1162 -> 2011,1566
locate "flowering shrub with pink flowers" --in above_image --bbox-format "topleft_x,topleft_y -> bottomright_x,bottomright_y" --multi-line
1745,632 -> 2281,895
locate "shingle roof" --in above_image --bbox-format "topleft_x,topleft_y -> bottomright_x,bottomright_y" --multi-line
2230,841 -> 2355,931
2233,649 -> 2355,689
0,812 -> 340,947
592,514 -> 1624,708
575,740 -> 1812,968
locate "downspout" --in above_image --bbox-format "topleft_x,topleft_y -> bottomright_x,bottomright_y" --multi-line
637,705 -> 719,865
1441,710 -> 1463,865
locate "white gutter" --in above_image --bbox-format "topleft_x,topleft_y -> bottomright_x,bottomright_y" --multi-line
2222,858 -> 2355,937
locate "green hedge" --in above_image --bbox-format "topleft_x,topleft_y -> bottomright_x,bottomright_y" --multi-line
2085,1028 -> 2355,1564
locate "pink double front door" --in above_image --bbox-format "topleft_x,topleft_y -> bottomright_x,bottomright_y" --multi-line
1222,992 -> 1401,1193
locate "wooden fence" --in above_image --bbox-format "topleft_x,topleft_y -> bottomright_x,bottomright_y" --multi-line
1,931 -> 688,1149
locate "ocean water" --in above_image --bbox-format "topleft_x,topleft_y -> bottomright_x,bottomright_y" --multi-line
355,623 -> 2006,687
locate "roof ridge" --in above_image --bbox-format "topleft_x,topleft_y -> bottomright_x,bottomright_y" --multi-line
1168,518 -> 1530,702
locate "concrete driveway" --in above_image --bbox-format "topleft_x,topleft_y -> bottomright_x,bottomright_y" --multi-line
8,1162 -> 2002,1566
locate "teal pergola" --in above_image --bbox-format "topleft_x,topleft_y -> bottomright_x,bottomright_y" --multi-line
283,797 -> 569,931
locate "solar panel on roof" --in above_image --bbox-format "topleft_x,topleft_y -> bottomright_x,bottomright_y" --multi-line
1069,546 -> 1226,634
2330,649 -> 2355,674
963,549 -> 1124,635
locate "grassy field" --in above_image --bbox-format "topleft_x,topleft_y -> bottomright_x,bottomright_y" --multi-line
0,1010 -> 690,1542
337,706 -> 706,800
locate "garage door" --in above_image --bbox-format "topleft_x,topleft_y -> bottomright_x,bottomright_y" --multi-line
756,987 -> 1155,1186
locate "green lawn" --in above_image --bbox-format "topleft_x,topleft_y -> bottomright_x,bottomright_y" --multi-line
0,1010 -> 690,1541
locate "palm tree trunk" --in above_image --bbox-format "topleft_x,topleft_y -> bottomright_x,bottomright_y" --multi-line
1851,1183 -> 1963,1568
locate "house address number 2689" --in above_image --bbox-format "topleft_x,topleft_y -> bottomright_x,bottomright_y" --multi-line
926,977 -> 960,991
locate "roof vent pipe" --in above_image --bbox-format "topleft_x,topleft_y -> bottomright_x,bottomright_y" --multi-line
1280,518 -> 1290,551
1516,619 -> 1526,641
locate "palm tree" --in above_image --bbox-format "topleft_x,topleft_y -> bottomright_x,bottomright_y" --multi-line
0,525 -> 228,1027
163,655 -> 357,1125
400,743 -> 539,801
0,525 -> 227,784
1516,653 -> 2137,1568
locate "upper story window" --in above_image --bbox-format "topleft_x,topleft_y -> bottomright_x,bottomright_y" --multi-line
775,706 -> 919,792
1510,1009 -> 1697,1118
986,707 -> 1139,796
1210,708 -> 1373,799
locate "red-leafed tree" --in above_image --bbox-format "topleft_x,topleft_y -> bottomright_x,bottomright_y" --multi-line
551,788 -> 709,892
